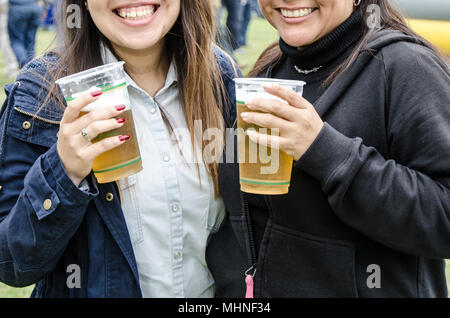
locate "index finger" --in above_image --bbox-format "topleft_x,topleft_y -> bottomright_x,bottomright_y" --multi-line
263,84 -> 310,109
61,88 -> 103,124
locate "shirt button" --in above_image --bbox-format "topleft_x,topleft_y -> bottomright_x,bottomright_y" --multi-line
43,199 -> 52,211
150,108 -> 156,113
105,193 -> 114,202
174,252 -> 182,260
171,204 -> 179,212
22,121 -> 31,130
163,155 -> 170,162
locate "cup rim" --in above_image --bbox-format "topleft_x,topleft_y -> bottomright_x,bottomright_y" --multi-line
55,61 -> 126,85
233,77 -> 306,87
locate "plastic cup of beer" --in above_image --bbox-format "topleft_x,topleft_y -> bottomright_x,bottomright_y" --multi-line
56,62 -> 142,183
234,78 -> 306,195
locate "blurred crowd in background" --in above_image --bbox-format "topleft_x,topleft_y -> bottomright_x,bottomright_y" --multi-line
0,0 -> 447,80
0,0 -> 263,78
0,0 -> 56,78
211,0 -> 263,58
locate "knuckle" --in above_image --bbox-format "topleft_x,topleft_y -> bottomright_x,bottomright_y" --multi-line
74,150 -> 84,161
59,125 -> 69,137
68,138 -> 79,150
102,137 -> 118,150
89,122 -> 100,135
83,111 -> 96,123
271,102 -> 280,113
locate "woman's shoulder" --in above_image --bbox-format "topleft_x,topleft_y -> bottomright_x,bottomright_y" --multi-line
16,51 -> 61,83
367,29 -> 448,76
4,51 -> 63,125
213,46 -> 242,80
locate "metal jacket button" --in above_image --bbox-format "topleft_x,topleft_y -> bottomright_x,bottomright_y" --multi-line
43,199 -> 52,211
22,121 -> 31,130
105,193 -> 114,202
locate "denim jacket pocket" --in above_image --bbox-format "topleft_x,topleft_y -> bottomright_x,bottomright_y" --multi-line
7,106 -> 60,149
118,174 -> 144,245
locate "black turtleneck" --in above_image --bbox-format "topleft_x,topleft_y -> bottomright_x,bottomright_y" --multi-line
247,9 -> 364,257
275,8 -> 364,103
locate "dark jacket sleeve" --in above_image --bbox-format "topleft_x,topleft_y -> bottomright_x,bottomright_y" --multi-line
296,42 -> 450,259
0,60 -> 98,287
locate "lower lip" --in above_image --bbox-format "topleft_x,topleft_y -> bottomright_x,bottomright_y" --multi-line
113,8 -> 159,27
279,9 -> 317,24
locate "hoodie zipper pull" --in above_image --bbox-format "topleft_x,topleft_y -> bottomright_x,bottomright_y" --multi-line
245,266 -> 257,298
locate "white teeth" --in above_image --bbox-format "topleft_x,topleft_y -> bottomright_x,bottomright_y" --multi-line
117,5 -> 156,20
281,8 -> 315,18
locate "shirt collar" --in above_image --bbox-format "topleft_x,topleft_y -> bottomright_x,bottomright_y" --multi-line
100,42 -> 178,92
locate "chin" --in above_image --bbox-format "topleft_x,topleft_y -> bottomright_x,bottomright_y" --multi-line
114,36 -> 161,51
280,32 -> 317,47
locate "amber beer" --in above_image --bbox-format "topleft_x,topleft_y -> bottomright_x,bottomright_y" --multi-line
56,62 -> 143,183
237,102 -> 294,195
234,78 -> 306,195
79,109 -> 142,183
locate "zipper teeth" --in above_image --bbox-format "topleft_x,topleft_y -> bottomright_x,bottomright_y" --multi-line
242,192 -> 257,266
14,107 -> 61,125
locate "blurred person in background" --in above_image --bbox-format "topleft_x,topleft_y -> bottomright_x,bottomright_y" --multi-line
8,0 -> 43,68
41,0 -> 56,31
239,0 -> 251,48
0,0 -> 18,77
222,0 -> 244,54
212,0 -> 234,54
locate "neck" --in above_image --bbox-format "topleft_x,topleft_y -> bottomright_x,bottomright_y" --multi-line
279,9 -> 363,70
112,40 -> 171,96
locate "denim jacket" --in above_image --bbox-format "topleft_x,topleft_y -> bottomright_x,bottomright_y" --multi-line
0,50 -> 238,297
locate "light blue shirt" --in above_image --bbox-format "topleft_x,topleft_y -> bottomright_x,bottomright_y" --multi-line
101,46 -> 225,298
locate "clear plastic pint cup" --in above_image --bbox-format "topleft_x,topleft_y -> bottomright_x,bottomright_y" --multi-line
56,62 -> 142,183
234,78 -> 306,195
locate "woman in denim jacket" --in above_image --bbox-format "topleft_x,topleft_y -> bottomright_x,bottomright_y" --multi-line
0,0 -> 238,297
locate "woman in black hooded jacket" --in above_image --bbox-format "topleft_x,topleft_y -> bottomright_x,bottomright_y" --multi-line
207,0 -> 450,298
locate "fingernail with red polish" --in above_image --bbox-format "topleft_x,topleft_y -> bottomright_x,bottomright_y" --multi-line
119,135 -> 130,142
116,117 -> 126,124
90,90 -> 103,97
115,105 -> 126,111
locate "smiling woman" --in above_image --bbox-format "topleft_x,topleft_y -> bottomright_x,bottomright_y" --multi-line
0,0 -> 240,298
206,0 -> 450,298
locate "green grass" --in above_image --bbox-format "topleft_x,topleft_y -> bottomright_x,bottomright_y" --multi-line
234,16 -> 279,75
0,28 -> 56,104
0,21 -> 449,298
0,284 -> 34,298
447,262 -> 450,290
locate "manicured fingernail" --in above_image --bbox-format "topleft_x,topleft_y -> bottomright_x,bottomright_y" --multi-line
241,112 -> 249,120
90,90 -> 103,97
115,105 -> 126,111
119,135 -> 130,142
116,117 -> 125,124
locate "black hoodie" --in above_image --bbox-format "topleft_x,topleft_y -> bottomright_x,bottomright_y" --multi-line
207,26 -> 450,298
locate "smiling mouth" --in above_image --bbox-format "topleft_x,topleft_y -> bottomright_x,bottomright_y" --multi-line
113,4 -> 159,20
279,7 -> 318,18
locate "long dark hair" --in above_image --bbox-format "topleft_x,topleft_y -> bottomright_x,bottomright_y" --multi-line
42,0 -> 227,195
248,0 -> 449,82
